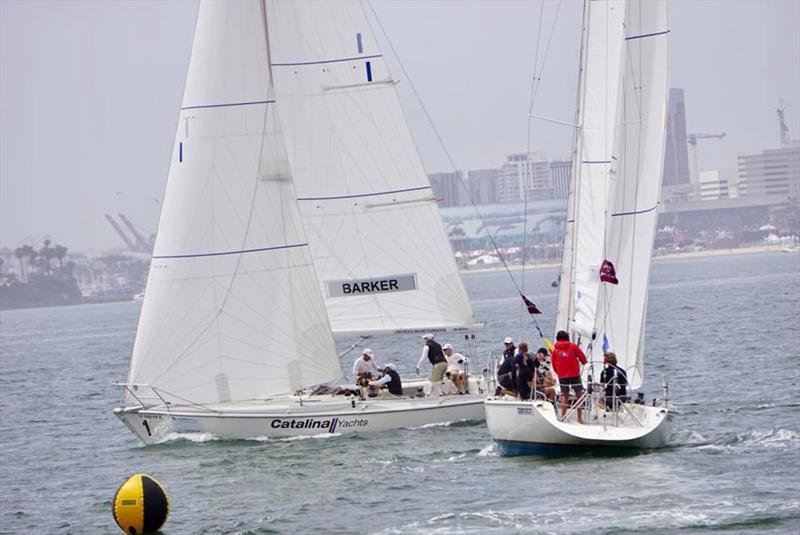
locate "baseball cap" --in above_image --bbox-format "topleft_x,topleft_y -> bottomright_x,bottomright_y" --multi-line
423,333 -> 434,341
504,337 -> 513,344
362,349 -> 374,357
442,343 -> 453,350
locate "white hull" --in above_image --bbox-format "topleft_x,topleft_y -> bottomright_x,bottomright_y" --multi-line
116,380 -> 487,445
485,398 -> 672,455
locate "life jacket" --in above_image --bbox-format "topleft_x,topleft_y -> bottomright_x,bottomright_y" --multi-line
426,340 -> 446,365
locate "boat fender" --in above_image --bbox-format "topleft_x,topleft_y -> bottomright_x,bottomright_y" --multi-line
112,473 -> 169,535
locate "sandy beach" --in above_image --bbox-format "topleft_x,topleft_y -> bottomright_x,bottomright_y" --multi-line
459,244 -> 794,276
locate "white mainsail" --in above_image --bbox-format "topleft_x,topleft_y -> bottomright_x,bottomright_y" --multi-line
556,0 -> 626,337
265,0 -> 478,337
594,0 -> 670,388
125,0 -> 343,407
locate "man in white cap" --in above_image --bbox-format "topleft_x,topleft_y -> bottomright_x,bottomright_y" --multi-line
443,343 -> 468,394
369,363 -> 404,396
416,333 -> 448,396
353,349 -> 381,387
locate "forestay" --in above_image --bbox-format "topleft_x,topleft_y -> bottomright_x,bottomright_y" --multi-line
594,0 -> 670,388
556,0 -> 626,337
266,0 -> 477,336
126,1 -> 343,407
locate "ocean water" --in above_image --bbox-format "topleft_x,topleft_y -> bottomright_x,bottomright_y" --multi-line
1,252 -> 798,534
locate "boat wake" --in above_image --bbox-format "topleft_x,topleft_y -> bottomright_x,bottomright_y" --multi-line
698,427 -> 799,453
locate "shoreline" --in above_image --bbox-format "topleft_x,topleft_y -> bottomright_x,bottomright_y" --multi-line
459,244 -> 793,276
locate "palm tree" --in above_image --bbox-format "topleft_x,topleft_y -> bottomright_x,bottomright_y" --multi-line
53,244 -> 68,270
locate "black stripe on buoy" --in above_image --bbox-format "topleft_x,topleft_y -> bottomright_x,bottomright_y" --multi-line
141,475 -> 169,533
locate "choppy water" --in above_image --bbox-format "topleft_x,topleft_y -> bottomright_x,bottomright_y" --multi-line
1,252 -> 799,534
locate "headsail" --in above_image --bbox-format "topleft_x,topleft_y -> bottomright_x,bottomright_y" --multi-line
594,0 -> 670,388
126,0 -> 343,407
556,0 -> 626,337
265,0 -> 478,337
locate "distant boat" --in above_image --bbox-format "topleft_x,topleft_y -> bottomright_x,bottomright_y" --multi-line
485,0 -> 673,453
115,0 -> 487,445
132,293 -> 144,301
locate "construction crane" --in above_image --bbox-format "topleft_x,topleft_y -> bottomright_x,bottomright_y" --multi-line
688,132 -> 726,183
777,100 -> 792,147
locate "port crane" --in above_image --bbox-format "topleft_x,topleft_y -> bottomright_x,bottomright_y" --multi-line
688,132 -> 726,183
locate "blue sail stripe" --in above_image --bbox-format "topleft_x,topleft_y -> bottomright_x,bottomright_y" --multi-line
610,205 -> 658,217
296,185 -> 431,202
625,30 -> 670,41
181,99 -> 275,111
153,243 -> 308,259
272,54 -> 382,67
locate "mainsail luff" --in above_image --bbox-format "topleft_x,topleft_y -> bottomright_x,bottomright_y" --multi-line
265,0 -> 478,337
126,0 -> 344,407
556,0 -> 626,339
593,0 -> 670,388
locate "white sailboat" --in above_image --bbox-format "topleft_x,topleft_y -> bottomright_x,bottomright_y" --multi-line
114,0 -> 487,446
485,0 -> 673,454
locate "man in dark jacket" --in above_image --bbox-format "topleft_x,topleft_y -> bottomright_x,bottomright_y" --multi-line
369,363 -> 404,396
496,337 -> 517,396
600,352 -> 628,410
416,333 -> 448,396
551,330 -> 587,423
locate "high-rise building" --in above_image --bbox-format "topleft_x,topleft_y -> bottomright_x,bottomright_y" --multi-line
737,143 -> 800,200
428,171 -> 464,207
498,153 -> 553,203
698,169 -> 739,201
662,88 -> 692,188
550,160 -> 572,199
466,168 -> 499,205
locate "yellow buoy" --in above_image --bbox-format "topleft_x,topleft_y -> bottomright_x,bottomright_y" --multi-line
112,473 -> 169,535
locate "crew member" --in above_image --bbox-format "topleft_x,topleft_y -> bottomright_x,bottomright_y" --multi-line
353,349 -> 381,387
416,334 -> 448,396
600,352 -> 628,410
551,330 -> 587,423
369,363 -> 404,396
443,343 -> 468,394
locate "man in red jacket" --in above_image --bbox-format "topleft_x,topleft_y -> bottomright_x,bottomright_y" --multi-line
551,330 -> 587,424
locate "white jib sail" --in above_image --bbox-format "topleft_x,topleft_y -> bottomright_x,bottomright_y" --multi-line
265,0 -> 477,337
126,0 -> 343,407
556,0 -> 626,338
593,0 -> 670,388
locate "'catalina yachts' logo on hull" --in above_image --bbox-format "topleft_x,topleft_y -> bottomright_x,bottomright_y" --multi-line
270,417 -> 369,433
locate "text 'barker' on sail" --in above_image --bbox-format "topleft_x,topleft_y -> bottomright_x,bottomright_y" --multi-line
327,273 -> 417,297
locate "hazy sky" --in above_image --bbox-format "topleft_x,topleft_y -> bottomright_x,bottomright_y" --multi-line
1,0 -> 798,252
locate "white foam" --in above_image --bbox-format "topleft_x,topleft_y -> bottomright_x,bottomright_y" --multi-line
161,432 -> 219,443
477,443 -> 497,457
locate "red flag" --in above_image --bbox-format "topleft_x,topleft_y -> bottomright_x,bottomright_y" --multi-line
600,260 -> 618,285
520,293 -> 542,314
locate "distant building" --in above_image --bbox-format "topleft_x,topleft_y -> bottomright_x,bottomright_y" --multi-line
737,143 -> 800,200
498,153 -> 554,203
428,171 -> 464,207
698,169 -> 739,201
465,168 -> 499,205
662,88 -> 692,189
550,160 -> 572,199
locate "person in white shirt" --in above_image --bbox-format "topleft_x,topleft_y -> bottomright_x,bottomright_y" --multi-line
443,343 -> 468,394
352,349 -> 381,387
